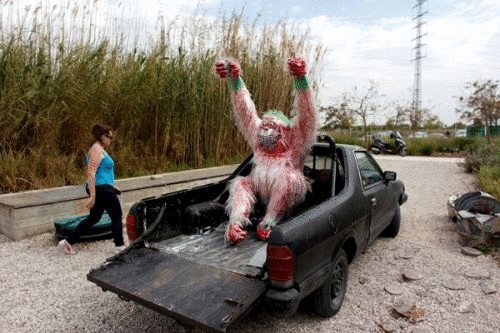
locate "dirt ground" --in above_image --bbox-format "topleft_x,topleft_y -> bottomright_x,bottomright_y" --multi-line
0,155 -> 498,333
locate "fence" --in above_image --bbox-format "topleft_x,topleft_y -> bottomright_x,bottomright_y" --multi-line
466,125 -> 500,137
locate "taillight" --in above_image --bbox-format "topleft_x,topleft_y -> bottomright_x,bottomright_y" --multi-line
267,245 -> 295,289
126,214 -> 138,241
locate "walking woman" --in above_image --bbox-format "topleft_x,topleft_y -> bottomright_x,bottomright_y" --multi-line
58,124 -> 126,254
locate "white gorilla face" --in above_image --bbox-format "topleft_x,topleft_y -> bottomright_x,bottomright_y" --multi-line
258,118 -> 281,148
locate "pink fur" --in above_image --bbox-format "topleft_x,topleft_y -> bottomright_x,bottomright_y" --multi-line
215,57 -> 318,244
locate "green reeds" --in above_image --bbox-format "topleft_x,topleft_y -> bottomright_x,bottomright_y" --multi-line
0,2 -> 325,193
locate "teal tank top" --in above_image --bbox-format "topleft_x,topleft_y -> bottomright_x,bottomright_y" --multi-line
86,151 -> 115,186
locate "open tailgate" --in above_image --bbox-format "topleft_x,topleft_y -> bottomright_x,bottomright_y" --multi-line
87,248 -> 267,332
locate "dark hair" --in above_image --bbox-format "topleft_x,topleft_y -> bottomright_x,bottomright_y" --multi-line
92,123 -> 112,141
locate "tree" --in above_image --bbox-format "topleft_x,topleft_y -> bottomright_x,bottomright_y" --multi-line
320,102 -> 353,131
450,121 -> 466,129
349,81 -> 380,144
407,105 -> 441,132
457,79 -> 499,142
326,80 -> 380,144
386,100 -> 411,130
422,112 -> 443,129
320,81 -> 381,143
408,104 -> 424,134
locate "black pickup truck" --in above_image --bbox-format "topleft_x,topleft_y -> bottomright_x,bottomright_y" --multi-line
87,135 -> 407,332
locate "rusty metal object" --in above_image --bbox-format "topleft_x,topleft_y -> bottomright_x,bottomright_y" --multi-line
447,192 -> 500,247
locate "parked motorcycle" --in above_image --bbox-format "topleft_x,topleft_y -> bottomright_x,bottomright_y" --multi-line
371,131 -> 407,156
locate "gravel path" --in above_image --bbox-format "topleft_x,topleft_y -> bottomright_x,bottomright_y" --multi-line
1,156 -> 498,333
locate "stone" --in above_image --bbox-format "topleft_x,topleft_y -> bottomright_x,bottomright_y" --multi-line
393,302 -> 425,323
402,270 -> 424,281
410,328 -> 433,333
464,269 -> 491,279
359,276 -> 367,284
381,322 -> 398,332
375,318 -> 399,333
385,284 -> 404,295
398,253 -> 415,259
479,281 -> 497,295
393,302 -> 415,317
441,279 -> 466,290
415,289 -> 429,298
407,307 -> 426,323
457,301 -> 475,313
461,247 -> 482,257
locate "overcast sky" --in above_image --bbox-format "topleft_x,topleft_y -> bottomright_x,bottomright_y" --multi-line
7,0 -> 500,126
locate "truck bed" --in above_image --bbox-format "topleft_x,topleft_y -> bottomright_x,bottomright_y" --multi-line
149,226 -> 267,278
88,226 -> 268,332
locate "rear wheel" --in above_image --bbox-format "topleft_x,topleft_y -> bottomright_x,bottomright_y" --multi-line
382,204 -> 401,237
399,147 -> 407,156
313,249 -> 348,317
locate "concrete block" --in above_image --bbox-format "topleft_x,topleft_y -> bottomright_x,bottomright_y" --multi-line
0,166 -> 234,241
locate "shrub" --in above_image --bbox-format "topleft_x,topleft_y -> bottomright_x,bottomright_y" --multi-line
461,138 -> 499,199
462,140 -> 499,173
420,142 -> 436,156
478,166 -> 500,199
328,132 -> 364,147
451,137 -> 476,151
406,138 -> 437,156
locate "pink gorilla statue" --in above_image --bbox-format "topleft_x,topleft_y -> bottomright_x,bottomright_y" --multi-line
213,57 -> 318,245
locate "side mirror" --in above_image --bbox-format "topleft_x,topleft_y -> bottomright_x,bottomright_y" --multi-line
384,171 -> 397,182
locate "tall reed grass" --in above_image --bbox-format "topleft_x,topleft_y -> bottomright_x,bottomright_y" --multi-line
0,1 -> 325,193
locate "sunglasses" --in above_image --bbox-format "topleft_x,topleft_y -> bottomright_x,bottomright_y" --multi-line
104,134 -> 113,140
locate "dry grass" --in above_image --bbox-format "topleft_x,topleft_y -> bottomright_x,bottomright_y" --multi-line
0,2 -> 325,193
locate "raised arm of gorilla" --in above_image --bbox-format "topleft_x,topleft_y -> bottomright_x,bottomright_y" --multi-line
213,57 -> 318,245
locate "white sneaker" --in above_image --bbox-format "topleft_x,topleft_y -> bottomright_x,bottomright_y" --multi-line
114,245 -> 127,254
58,239 -> 76,255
